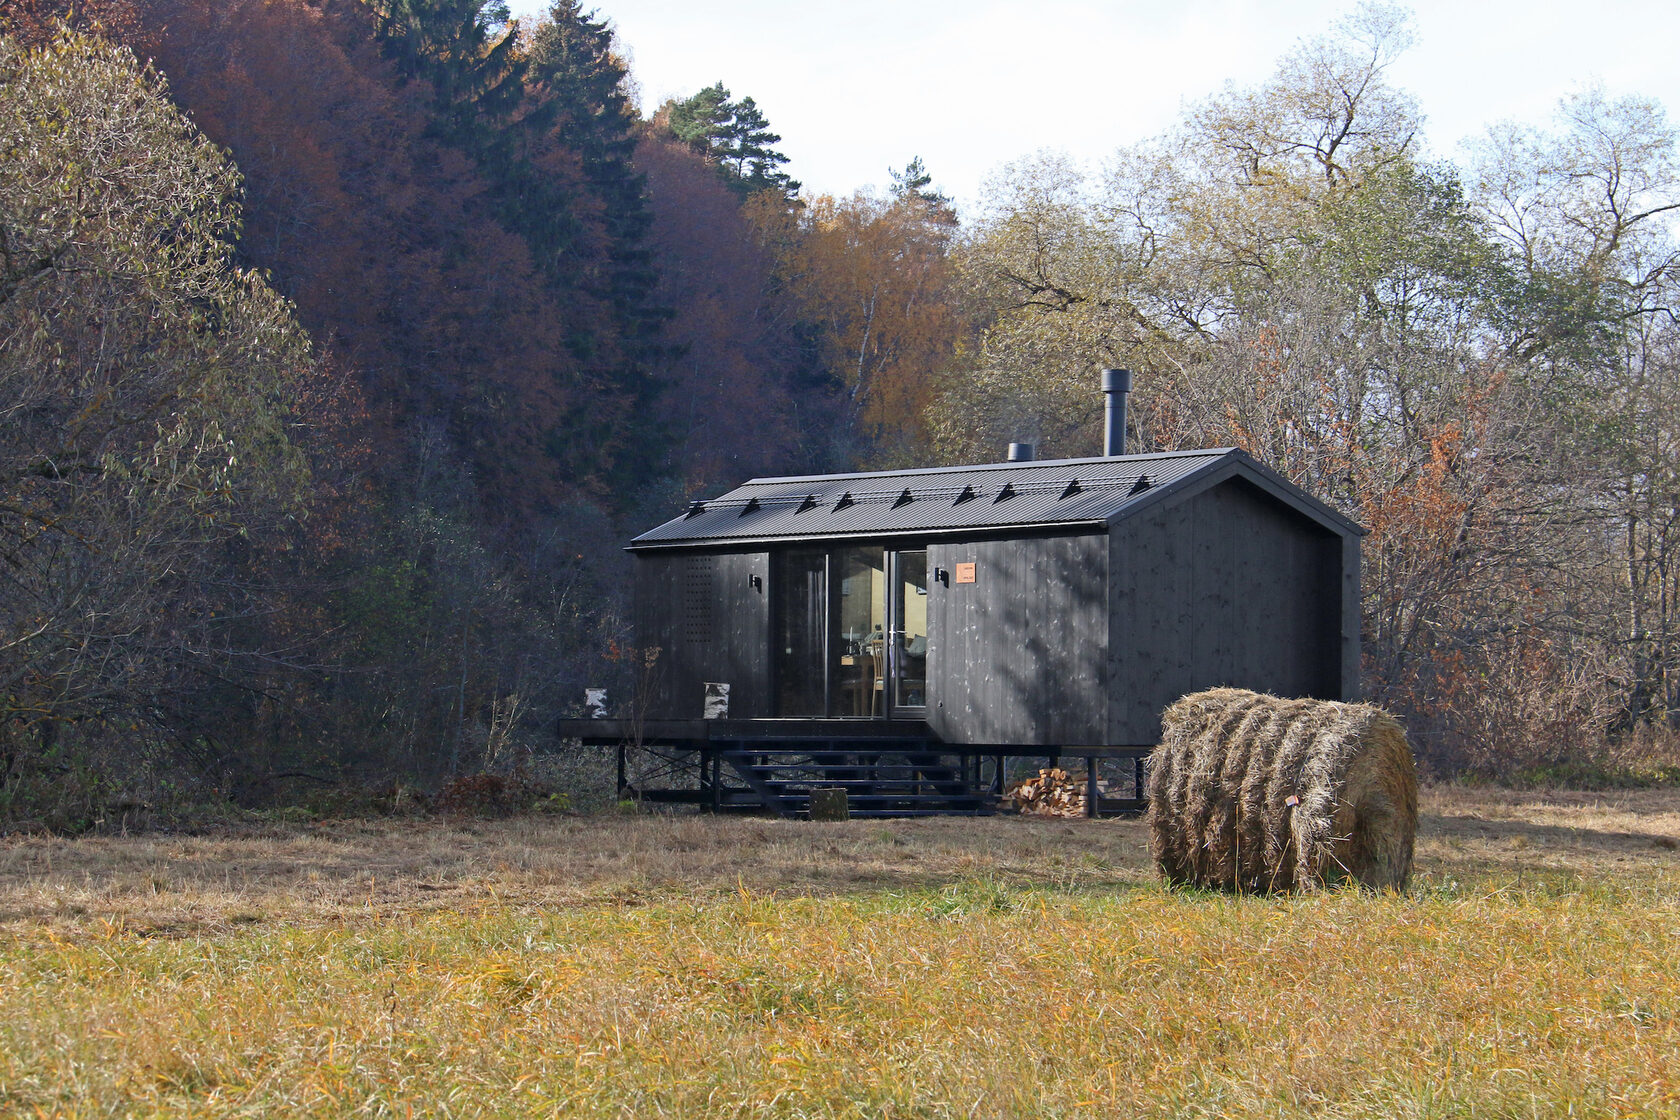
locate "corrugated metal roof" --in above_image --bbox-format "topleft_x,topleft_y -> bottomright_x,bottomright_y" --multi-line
629,448 -> 1342,549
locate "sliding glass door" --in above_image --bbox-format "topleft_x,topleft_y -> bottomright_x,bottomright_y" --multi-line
773,545 -> 927,719
774,550 -> 828,717
833,547 -> 886,716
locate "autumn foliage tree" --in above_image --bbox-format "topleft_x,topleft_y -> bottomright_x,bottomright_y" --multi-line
133,0 -> 587,511
935,4 -> 1673,772
783,177 -> 963,467
1,30 -> 312,794
634,133 -> 814,490
17,0 -> 1675,802
0,0 -> 138,43
2,0 -> 856,806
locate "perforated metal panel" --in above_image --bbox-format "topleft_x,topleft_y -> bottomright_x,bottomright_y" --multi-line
682,556 -> 714,645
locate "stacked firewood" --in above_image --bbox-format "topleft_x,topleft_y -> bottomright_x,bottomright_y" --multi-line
1002,768 -> 1091,817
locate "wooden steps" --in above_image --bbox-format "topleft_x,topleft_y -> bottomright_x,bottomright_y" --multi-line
715,748 -> 994,818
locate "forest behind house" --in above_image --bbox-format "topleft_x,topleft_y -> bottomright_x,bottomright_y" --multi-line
4,0 -> 1680,826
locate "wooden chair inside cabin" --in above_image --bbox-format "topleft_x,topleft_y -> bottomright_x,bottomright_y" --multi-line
865,637 -> 886,716
838,647 -> 875,716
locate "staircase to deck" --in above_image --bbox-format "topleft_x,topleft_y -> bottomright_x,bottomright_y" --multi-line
715,746 -> 994,818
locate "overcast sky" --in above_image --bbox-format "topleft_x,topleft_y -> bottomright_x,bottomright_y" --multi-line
508,1 -> 1680,212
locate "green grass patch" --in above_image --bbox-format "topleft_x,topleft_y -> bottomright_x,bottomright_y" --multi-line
1510,759 -> 1680,790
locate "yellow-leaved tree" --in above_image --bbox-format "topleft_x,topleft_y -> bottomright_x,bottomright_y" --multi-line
0,30 -> 312,790
761,160 -> 964,468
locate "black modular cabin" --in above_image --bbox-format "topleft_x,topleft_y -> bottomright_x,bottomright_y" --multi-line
564,416 -> 1363,818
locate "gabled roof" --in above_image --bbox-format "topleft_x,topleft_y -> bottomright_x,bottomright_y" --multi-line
628,447 -> 1363,550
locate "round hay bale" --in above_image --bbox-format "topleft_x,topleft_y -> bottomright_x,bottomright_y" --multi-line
1146,688 -> 1416,892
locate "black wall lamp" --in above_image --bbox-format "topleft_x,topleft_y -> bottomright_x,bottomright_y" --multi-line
748,573 -> 763,592
933,567 -> 950,586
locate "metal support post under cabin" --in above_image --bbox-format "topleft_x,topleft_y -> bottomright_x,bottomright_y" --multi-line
1135,755 -> 1146,801
1086,755 -> 1100,818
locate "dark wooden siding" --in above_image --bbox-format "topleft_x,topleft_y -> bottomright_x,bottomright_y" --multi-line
633,550 -> 771,719
1340,533 -> 1362,701
1108,478 -> 1344,744
926,533 -> 1107,746
630,474 -> 1354,742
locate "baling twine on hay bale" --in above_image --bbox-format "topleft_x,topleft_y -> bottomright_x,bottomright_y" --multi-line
1146,688 -> 1417,893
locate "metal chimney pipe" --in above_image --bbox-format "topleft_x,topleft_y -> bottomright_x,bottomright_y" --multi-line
1102,368 -> 1132,456
1007,442 -> 1035,462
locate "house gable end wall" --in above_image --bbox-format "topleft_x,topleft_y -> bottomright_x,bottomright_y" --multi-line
1108,476 -> 1347,745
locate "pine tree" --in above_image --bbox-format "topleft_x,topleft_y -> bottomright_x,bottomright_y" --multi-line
366,0 -> 524,143
889,156 -> 957,236
525,0 -> 653,293
729,95 -> 799,198
521,0 -> 670,480
666,81 -> 733,153
890,157 -> 952,211
359,0 -> 674,488
663,82 -> 799,202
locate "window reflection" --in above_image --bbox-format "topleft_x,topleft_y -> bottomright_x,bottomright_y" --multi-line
834,547 -> 885,716
774,550 -> 826,717
774,546 -> 928,718
894,551 -> 928,710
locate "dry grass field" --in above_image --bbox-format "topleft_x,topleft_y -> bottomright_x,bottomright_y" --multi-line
2,785 -> 1678,1117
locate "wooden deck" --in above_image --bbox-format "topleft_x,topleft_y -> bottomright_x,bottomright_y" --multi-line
554,718 -> 1150,819
555,716 -> 935,745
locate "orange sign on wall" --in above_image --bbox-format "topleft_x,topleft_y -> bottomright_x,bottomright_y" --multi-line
954,562 -> 977,584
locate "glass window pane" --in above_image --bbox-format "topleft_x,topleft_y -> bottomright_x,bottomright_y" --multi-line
835,547 -> 885,716
893,550 -> 929,710
774,550 -> 826,716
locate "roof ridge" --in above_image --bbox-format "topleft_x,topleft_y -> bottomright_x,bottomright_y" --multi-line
739,448 -> 1235,487
699,472 -> 1163,509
